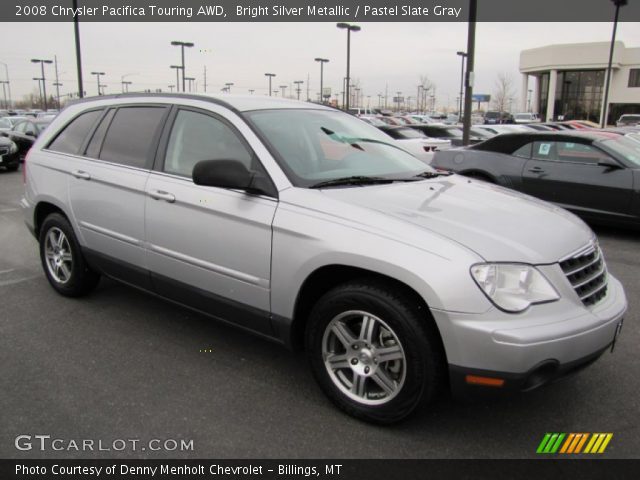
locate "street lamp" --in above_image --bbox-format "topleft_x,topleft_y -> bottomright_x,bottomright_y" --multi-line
280,85 -> 287,98
32,58 -> 53,110
248,89 -> 255,95
0,61 -> 12,108
294,80 -> 304,100
170,65 -> 182,93
456,51 -> 467,117
90,71 -> 105,97
171,40 -> 194,92
121,81 -> 132,93
314,58 -> 329,104
336,22 -> 360,110
0,80 -> 8,109
225,82 -> 234,93
168,85 -> 175,92
264,73 -> 276,96
33,77 -> 43,107
601,0 -> 628,127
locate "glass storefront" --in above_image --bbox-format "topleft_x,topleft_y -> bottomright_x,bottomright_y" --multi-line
554,70 -> 605,122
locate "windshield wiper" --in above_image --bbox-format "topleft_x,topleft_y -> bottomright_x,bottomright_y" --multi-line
309,176 -> 394,189
413,169 -> 454,179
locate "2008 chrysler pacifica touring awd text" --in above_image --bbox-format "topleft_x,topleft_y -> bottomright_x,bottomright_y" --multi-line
22,94 -> 627,423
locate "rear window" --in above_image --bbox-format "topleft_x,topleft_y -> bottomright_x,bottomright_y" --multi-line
99,107 -> 166,168
48,110 -> 102,154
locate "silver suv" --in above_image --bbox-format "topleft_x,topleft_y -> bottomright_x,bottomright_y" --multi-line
22,94 -> 627,423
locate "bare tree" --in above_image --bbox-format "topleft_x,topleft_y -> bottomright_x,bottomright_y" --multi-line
492,73 -> 516,113
418,75 -> 435,113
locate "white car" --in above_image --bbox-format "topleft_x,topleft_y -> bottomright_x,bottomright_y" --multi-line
475,124 -> 531,136
514,113 -> 540,124
379,125 -> 451,163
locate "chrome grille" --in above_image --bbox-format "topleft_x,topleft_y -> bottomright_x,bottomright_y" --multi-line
560,244 -> 608,307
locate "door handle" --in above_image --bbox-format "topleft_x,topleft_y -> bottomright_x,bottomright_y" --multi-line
149,189 -> 176,203
71,170 -> 91,180
528,166 -> 545,174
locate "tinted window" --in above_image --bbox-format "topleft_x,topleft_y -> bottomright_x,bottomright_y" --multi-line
100,107 -> 166,168
14,121 -> 28,134
84,109 -> 115,158
556,142 -> 606,164
164,110 -> 253,178
48,110 -> 102,154
512,143 -> 533,159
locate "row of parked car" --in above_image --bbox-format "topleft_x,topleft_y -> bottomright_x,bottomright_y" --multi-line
0,112 -> 56,171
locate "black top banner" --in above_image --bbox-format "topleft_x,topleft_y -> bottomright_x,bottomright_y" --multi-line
3,0 -> 640,22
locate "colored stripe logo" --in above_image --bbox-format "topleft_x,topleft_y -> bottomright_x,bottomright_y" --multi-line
537,433 -> 613,454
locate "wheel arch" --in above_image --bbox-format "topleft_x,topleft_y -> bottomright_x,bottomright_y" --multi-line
287,264 -> 446,360
33,200 -> 72,239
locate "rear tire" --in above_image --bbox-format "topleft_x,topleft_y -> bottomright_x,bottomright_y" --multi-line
305,279 -> 445,424
39,213 -> 100,297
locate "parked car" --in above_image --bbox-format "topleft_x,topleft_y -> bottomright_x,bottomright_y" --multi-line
475,124 -> 531,136
0,117 -> 12,131
617,114 -> 640,127
23,94 -> 627,423
378,125 -> 451,162
359,116 -> 387,127
407,124 -> 484,146
484,111 -> 503,124
0,136 -> 20,171
2,118 -> 51,160
432,131 -> 640,228
513,113 -> 539,124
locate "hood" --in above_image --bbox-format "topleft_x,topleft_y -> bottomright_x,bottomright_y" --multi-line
319,175 -> 593,264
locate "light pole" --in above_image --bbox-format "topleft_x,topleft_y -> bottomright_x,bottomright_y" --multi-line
170,65 -> 182,93
171,40 -> 194,93
0,61 -> 12,108
99,84 -> 107,96
265,73 -> 276,96
32,59 -> 53,110
601,0 -> 627,127
527,89 -> 533,112
121,81 -> 132,93
0,80 -> 8,109
91,71 -> 105,96
121,73 -> 136,93
225,82 -> 234,93
186,77 -> 196,92
280,85 -> 287,98
336,23 -> 360,111
456,51 -> 467,117
53,82 -> 63,108
462,0 -> 477,146
314,58 -> 329,104
249,89 -> 255,94
294,80 -> 303,100
33,77 -> 43,108
168,85 -> 175,92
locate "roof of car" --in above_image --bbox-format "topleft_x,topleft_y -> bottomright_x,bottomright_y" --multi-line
471,130 -> 622,154
69,92 -> 333,113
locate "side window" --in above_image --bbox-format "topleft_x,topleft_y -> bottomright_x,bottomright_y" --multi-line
532,141 -> 556,161
99,107 -> 166,168
84,109 -> 115,158
512,143 -> 533,159
14,121 -> 27,133
48,110 -> 102,154
164,109 -> 253,178
556,142 -> 607,164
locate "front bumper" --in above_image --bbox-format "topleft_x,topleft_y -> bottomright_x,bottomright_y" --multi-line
431,269 -> 627,397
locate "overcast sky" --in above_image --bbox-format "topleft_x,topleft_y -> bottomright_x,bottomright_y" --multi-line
1,21 -> 639,109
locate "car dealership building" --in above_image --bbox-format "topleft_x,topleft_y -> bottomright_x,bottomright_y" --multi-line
519,41 -> 640,124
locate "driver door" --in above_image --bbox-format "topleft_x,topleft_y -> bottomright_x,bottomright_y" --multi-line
144,106 -> 278,335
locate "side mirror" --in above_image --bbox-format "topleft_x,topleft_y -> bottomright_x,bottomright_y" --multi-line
192,159 -> 275,197
597,157 -> 623,170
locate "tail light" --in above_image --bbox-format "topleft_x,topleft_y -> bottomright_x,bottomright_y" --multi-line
423,146 -> 439,153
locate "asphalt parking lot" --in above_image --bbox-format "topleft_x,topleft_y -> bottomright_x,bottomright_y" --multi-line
1,166 -> 638,459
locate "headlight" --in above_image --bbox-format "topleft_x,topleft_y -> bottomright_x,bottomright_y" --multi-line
8,141 -> 18,154
470,263 -> 559,313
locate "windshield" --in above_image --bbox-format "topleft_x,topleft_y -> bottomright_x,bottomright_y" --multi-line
600,137 -> 640,167
620,115 -> 640,122
0,118 -> 11,128
246,109 -> 434,187
391,127 -> 426,139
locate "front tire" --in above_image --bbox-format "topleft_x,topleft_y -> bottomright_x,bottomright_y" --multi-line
305,280 -> 445,424
39,213 -> 100,297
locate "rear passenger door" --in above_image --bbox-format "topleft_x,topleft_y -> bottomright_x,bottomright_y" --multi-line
61,105 -> 169,284
144,106 -> 277,335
